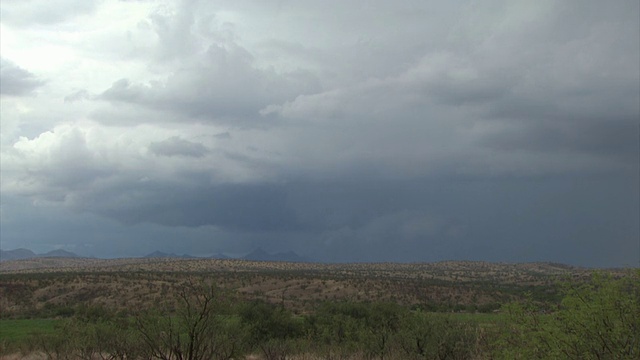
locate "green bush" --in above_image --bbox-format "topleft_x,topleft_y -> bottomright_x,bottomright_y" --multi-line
398,312 -> 477,360
30,308 -> 142,360
497,271 -> 640,359
237,300 -> 304,358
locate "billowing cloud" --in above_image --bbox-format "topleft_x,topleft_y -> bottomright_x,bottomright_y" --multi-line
0,0 -> 638,266
98,49 -> 320,124
95,2 -> 321,126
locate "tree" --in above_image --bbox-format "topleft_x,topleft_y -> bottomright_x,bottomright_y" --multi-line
398,312 -> 477,360
363,303 -> 406,360
135,281 -> 243,360
498,271 -> 640,359
305,302 -> 369,358
237,300 -> 303,360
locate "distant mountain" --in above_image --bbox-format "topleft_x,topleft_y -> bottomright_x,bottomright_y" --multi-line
143,251 -> 196,259
40,249 -> 79,258
243,247 -> 271,261
272,250 -> 309,262
0,248 -> 37,261
143,251 -> 174,258
0,247 -> 311,263
242,248 -> 310,263
0,248 -> 80,262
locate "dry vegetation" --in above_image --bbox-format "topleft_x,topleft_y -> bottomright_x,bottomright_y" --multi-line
0,257 -> 613,318
1,258 -> 637,360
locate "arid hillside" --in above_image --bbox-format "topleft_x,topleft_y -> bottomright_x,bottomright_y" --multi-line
0,257 -> 624,317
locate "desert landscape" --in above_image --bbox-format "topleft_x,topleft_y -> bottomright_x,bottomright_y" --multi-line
1,257 -> 637,359
2,0 -> 638,358
0,257 -> 594,315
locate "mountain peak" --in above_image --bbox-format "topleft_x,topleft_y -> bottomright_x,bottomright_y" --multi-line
41,249 -> 79,258
0,248 -> 37,261
143,251 -> 196,259
143,251 -> 174,258
242,248 -> 308,263
0,248 -> 79,262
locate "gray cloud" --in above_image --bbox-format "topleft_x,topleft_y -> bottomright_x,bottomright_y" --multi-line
1,0 -> 638,267
5,176 -> 635,266
0,58 -> 45,96
70,181 -> 303,232
96,3 -> 321,126
148,136 -> 208,158
260,0 -> 639,175
478,118 -> 639,164
99,47 -> 320,124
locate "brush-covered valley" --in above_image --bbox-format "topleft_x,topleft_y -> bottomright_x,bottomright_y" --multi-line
1,258 -> 638,359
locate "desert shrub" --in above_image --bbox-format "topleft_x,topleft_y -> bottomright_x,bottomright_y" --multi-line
305,301 -> 410,359
237,300 -> 304,358
305,302 -> 369,356
497,271 -> 640,359
29,307 -> 142,360
135,282 -> 244,360
361,303 -> 408,359
398,312 -> 478,360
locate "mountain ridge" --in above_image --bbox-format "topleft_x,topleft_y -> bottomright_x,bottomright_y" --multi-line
0,248 -> 80,262
242,247 -> 310,262
142,251 -> 197,259
141,248 -> 311,262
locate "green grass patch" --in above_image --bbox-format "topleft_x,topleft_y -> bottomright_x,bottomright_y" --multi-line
0,318 -> 59,341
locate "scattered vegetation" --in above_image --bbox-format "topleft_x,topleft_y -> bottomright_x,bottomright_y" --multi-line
498,271 -> 640,359
0,259 -> 637,359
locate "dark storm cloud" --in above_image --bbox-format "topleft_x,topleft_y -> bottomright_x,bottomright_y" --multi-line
297,176 -> 640,265
414,1 -> 639,170
48,174 -> 635,266
479,118 -> 639,163
264,0 -> 640,173
148,136 -> 208,158
78,182 -> 302,232
3,172 -> 638,266
2,0 -> 639,267
0,58 -> 45,96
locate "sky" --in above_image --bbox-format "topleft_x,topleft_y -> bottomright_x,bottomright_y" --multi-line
0,0 -> 638,267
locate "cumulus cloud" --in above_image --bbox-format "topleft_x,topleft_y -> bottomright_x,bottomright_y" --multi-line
95,2 -> 321,126
2,120 -> 295,230
98,48 -> 320,124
